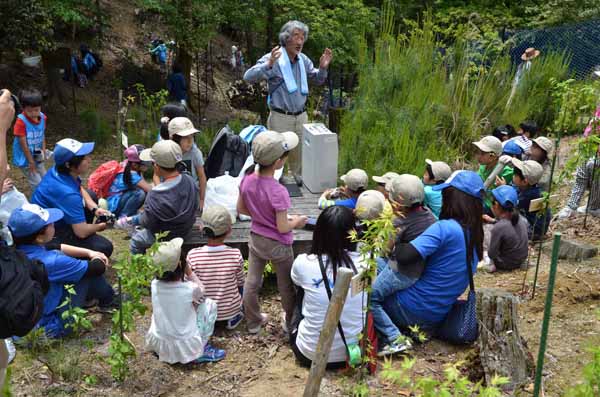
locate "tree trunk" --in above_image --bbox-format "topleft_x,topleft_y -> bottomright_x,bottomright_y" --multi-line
265,0 -> 274,52
476,288 -> 534,391
177,48 -> 196,112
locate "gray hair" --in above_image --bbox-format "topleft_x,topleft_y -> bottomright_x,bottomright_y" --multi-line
279,20 -> 309,47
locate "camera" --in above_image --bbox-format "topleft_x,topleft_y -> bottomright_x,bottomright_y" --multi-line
33,150 -> 44,162
95,213 -> 117,224
0,89 -> 21,115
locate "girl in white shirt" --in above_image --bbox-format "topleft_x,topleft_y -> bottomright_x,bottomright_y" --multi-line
145,238 -> 224,364
290,206 -> 367,368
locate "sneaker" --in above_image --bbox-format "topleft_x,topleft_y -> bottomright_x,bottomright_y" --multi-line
5,339 -> 16,364
577,206 -> 600,217
281,312 -> 288,334
97,297 -> 121,313
114,217 -> 135,234
377,338 -> 412,357
82,298 -> 99,309
558,207 -> 574,219
247,313 -> 269,334
478,263 -> 497,273
193,344 -> 226,363
226,313 -> 244,330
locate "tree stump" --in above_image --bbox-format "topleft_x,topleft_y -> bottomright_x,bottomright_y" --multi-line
476,288 -> 534,391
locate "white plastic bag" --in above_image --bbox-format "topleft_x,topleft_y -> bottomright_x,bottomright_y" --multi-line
0,188 -> 28,225
203,174 -> 241,223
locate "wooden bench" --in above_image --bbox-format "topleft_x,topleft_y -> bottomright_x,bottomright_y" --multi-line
184,186 -> 322,257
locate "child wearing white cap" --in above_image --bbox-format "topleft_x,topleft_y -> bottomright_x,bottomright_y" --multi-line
238,130 -> 308,334
145,238 -> 225,364
473,135 -> 514,210
422,159 -> 452,219
318,168 -> 368,210
187,205 -> 245,330
115,139 -> 199,254
529,136 -> 554,192
167,117 -> 207,211
371,174 -> 436,356
504,159 -> 550,240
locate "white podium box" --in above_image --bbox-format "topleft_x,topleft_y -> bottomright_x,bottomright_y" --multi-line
301,123 -> 338,193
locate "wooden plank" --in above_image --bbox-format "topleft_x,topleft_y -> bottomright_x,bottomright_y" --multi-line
184,185 -> 322,256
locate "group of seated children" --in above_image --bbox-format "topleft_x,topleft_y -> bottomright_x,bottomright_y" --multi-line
4,95 -> 567,369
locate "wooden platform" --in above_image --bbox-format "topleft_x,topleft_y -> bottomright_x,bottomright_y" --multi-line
184,186 -> 322,258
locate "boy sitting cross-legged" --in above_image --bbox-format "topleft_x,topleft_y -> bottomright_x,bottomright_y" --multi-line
187,205 -> 245,330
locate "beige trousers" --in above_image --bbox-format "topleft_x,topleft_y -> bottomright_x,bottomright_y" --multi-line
243,233 -> 295,329
267,111 -> 308,176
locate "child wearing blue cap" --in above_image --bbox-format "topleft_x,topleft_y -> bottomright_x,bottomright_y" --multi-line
8,203 -> 115,338
502,140 -> 523,160
479,186 -> 529,273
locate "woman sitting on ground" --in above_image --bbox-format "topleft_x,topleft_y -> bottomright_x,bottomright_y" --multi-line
380,171 -> 483,340
290,206 -> 367,369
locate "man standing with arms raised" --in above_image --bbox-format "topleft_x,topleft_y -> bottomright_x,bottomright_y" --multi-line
244,20 -> 333,185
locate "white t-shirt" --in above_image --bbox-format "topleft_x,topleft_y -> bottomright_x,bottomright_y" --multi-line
145,279 -> 206,364
291,252 -> 367,363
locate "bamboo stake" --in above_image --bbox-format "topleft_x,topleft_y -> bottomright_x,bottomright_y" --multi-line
304,268 -> 353,397
533,232 -> 561,397
583,147 -> 599,229
531,135 -> 561,299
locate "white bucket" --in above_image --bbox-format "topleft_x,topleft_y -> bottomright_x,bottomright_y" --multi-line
22,55 -> 42,68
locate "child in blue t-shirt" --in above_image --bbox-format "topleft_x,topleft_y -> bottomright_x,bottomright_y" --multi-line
12,88 -> 50,191
104,145 -> 152,218
318,169 -> 368,210
422,159 -> 452,219
9,204 -> 115,338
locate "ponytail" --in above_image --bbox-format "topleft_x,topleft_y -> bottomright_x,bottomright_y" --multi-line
123,161 -> 134,188
510,207 -> 520,227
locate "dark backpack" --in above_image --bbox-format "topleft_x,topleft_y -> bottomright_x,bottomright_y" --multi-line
204,125 -> 250,179
0,245 -> 48,338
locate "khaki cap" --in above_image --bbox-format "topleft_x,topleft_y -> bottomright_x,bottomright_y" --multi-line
152,237 -> 184,273
355,190 -> 386,220
201,205 -> 232,236
473,136 -> 503,156
425,159 -> 452,182
512,159 -> 544,185
252,130 -> 299,166
533,137 -> 554,157
139,140 -> 183,168
372,172 -> 400,185
168,117 -> 200,138
340,169 -> 368,191
387,174 -> 424,206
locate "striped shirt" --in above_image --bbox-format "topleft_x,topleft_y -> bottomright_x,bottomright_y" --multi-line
567,157 -> 600,211
187,245 -> 245,321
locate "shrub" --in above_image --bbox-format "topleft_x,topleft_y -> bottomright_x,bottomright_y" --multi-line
339,9 -> 569,178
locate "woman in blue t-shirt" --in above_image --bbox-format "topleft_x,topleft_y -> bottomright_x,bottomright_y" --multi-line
379,170 -> 484,354
106,145 -> 152,218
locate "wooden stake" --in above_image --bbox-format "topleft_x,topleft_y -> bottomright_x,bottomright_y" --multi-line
303,268 -> 353,397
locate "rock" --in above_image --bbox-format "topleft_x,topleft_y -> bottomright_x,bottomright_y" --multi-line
556,239 -> 598,260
